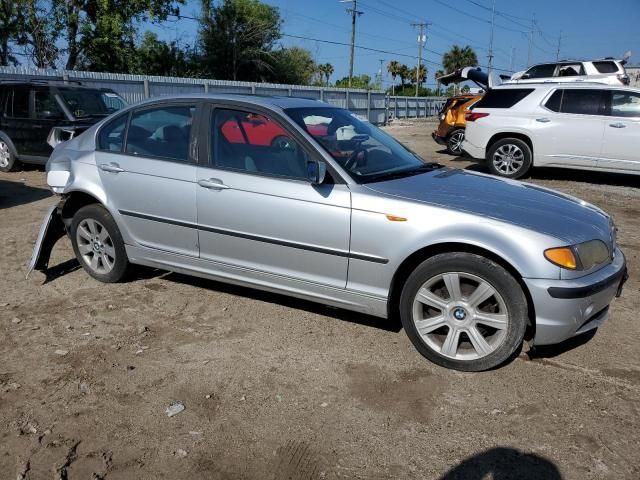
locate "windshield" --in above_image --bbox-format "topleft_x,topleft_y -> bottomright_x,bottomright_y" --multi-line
58,88 -> 126,118
285,107 -> 438,182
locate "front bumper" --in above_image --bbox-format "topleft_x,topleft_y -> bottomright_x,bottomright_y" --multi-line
432,131 -> 447,146
524,248 -> 627,346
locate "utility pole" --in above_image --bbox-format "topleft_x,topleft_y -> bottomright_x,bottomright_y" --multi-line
377,58 -> 385,89
556,31 -> 562,61
509,47 -> 516,74
487,0 -> 496,76
341,0 -> 363,88
527,13 -> 535,67
412,22 -> 429,97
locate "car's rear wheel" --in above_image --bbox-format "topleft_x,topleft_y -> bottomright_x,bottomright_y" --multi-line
0,139 -> 18,172
70,204 -> 130,283
487,138 -> 532,179
399,252 -> 528,371
446,128 -> 465,155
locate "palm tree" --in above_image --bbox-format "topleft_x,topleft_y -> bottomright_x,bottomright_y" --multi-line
435,69 -> 445,96
442,45 -> 478,94
318,62 -> 334,87
387,60 -> 401,95
398,64 -> 411,88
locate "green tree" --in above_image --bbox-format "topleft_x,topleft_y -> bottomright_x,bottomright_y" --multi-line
409,64 -> 427,85
317,62 -> 334,87
442,45 -> 478,73
133,31 -> 193,76
16,0 -> 62,68
56,0 -> 183,71
268,47 -> 317,85
0,0 -> 21,66
387,60 -> 400,94
335,74 -> 370,89
442,45 -> 477,94
199,0 -> 281,81
398,64 -> 411,86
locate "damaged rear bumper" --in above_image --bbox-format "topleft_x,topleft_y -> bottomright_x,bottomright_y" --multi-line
26,201 -> 66,277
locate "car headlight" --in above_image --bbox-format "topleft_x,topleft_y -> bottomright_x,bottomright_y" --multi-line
544,240 -> 610,270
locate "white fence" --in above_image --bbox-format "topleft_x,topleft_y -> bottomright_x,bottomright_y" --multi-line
0,67 -> 447,124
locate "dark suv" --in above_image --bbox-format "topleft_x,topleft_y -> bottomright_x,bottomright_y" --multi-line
0,81 -> 126,171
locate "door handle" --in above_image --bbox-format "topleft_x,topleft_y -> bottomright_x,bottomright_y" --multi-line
99,163 -> 125,173
198,178 -> 229,190
609,123 -> 626,128
536,118 -> 551,123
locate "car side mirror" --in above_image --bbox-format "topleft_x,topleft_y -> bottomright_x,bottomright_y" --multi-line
306,160 -> 326,185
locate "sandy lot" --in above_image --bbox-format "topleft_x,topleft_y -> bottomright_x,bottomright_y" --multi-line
1,120 -> 639,479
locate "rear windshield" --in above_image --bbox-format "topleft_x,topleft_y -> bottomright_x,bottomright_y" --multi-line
592,61 -> 619,74
473,89 -> 534,109
59,88 -> 126,118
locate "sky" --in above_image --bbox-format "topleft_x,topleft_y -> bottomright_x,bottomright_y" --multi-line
155,0 -> 640,87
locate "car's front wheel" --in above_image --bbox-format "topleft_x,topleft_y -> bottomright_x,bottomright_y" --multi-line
0,139 -> 18,172
446,128 -> 465,155
70,204 -> 130,283
487,138 -> 532,179
399,252 -> 528,371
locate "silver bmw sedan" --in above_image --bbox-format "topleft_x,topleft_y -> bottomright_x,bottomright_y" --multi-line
31,94 -> 627,371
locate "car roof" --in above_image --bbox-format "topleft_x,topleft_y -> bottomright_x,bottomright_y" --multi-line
493,82 -> 638,91
131,93 -> 329,110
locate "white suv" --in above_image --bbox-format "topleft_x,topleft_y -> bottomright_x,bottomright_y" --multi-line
462,83 -> 640,178
507,59 -> 630,86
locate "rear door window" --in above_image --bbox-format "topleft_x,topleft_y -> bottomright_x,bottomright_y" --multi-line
98,114 -> 128,152
593,61 -> 619,74
125,105 -> 195,162
559,89 -> 605,115
473,89 -> 534,109
9,88 -> 30,118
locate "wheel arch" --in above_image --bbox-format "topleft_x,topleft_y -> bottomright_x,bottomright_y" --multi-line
60,190 -> 105,228
486,132 -> 534,159
387,242 -> 536,340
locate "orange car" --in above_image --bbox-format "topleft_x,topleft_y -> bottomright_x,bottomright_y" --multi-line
432,93 -> 482,155
432,67 -> 489,155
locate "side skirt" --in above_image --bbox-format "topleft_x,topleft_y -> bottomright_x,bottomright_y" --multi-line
125,244 -> 389,318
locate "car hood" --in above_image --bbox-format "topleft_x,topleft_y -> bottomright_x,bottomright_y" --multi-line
364,168 -> 612,245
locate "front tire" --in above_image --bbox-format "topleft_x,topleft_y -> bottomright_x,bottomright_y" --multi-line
70,204 -> 130,283
487,138 -> 532,179
399,252 -> 528,371
0,139 -> 18,172
446,128 -> 465,155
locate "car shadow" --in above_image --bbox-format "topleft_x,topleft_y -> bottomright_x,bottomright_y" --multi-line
448,160 -> 640,188
438,447 -> 562,480
0,179 -> 51,210
526,329 -> 598,360
161,270 -> 403,333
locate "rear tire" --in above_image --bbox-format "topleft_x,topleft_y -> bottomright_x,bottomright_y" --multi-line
0,139 -> 18,172
487,138 -> 532,179
70,204 -> 130,283
446,128 -> 465,155
399,252 -> 528,372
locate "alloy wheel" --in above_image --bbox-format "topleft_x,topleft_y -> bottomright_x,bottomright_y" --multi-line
75,218 -> 116,275
411,272 -> 509,360
448,131 -> 465,154
0,141 -> 10,169
492,144 -> 524,175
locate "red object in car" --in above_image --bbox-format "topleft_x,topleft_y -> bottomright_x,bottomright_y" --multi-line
221,115 -> 289,146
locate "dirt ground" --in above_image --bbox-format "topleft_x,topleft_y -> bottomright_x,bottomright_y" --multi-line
1,119 -> 639,480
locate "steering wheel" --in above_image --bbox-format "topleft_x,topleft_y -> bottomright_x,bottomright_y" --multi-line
344,147 -> 367,171
271,135 -> 295,151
